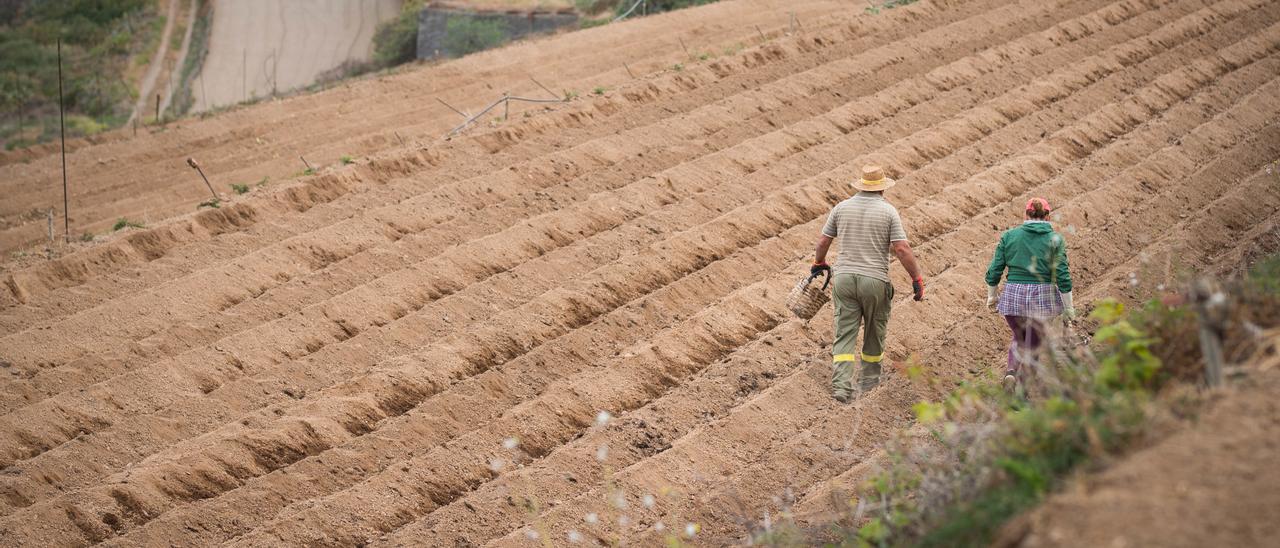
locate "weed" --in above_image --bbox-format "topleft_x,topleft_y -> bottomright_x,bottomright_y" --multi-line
112,218 -> 144,231
698,52 -> 710,61
257,176 -> 269,187
301,167 -> 316,176
340,155 -> 354,165
80,232 -> 95,242
442,16 -> 508,57
593,86 -> 606,95
230,183 -> 250,195
198,198 -> 221,209
563,89 -> 580,100
672,63 -> 684,72
865,0 -> 919,14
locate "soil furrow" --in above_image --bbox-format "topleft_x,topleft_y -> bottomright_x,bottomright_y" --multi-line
0,0 -> 1249,532
225,11 -> 1280,542
0,0 -> 1077,405
0,0 -> 1141,499
482,65 -> 1280,548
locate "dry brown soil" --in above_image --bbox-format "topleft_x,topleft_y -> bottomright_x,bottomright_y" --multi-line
1008,342 -> 1280,548
1,0 -> 1279,545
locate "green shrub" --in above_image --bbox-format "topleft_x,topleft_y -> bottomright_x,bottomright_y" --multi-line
197,198 -> 220,209
614,0 -> 719,17
442,16 -> 508,57
79,232 -> 94,242
112,217 -> 143,231
592,86 -> 606,95
340,155 -> 354,165
372,9 -> 420,68
230,183 -> 249,194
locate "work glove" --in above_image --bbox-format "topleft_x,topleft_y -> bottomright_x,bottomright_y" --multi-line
1060,291 -> 1075,321
810,262 -> 831,278
912,276 -> 925,301
986,285 -> 999,309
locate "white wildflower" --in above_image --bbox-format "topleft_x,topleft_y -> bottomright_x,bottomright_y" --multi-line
619,515 -> 630,527
585,512 -> 599,524
642,494 -> 656,508
654,521 -> 665,532
525,529 -> 539,540
685,523 -> 700,537
567,530 -> 583,543
595,410 -> 612,427
610,490 -> 628,509
596,444 -> 609,462
502,437 -> 519,450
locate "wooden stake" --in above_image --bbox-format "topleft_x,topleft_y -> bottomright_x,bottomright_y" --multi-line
46,209 -> 54,259
187,157 -> 218,199
155,93 -> 161,124
678,36 -> 690,58
624,62 -> 635,79
755,25 -> 766,42
300,155 -> 313,172
394,131 -> 405,146
503,93 -> 509,121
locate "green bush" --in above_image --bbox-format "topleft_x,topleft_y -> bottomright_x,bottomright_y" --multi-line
372,9 -> 419,68
442,16 -> 507,57
615,0 -> 719,17
112,217 -> 143,231
230,183 -> 249,195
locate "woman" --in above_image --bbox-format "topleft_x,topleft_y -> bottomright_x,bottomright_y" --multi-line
985,197 -> 1074,391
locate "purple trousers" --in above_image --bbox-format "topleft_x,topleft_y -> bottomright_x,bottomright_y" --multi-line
1005,315 -> 1044,377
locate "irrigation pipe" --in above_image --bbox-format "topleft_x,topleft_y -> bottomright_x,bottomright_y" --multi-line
446,95 -> 568,137
614,0 -> 645,22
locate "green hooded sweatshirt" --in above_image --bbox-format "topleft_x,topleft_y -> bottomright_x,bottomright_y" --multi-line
985,221 -> 1072,293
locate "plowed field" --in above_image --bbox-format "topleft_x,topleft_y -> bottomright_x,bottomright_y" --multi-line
2,0 -> 1279,545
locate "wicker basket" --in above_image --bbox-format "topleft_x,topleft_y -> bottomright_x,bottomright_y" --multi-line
786,271 -> 831,320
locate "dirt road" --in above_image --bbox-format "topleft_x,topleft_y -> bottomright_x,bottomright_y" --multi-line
193,0 -> 401,111
1,0 -> 1279,545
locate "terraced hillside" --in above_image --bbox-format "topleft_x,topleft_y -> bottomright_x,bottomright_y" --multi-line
2,0 -> 1280,545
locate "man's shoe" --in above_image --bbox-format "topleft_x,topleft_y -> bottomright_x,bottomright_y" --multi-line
1002,374 -> 1017,392
832,392 -> 852,404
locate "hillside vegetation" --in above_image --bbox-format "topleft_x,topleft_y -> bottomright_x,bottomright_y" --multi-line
0,0 -> 162,149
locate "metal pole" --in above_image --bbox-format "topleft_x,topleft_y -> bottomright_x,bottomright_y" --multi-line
14,72 -> 22,139
529,76 -> 559,100
242,48 -> 247,102
155,93 -> 161,123
503,93 -> 509,121
300,155 -> 313,172
436,97 -> 470,118
57,38 -> 69,243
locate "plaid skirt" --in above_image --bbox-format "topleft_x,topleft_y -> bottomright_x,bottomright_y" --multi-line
996,283 -> 1064,319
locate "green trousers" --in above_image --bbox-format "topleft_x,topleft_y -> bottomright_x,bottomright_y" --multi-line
831,272 -> 893,402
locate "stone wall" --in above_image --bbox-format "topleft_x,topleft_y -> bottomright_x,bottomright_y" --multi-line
416,6 -> 578,59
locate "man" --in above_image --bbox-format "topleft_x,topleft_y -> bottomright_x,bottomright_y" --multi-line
812,165 -> 924,402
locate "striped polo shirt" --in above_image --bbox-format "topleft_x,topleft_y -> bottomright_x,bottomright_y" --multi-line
821,192 -> 908,283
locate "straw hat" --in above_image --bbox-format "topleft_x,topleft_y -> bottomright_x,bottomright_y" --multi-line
853,165 -> 896,192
